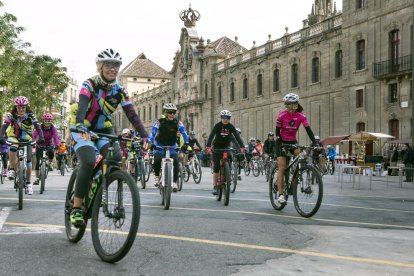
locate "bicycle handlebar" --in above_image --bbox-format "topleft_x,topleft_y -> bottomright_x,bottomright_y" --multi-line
6,140 -> 36,146
71,129 -> 133,143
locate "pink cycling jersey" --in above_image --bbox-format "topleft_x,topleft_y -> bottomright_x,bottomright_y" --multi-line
276,110 -> 310,142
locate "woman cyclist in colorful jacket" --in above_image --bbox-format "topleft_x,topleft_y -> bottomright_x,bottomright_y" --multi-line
0,96 -> 44,195
69,48 -> 148,228
33,113 -> 60,185
275,93 -> 317,204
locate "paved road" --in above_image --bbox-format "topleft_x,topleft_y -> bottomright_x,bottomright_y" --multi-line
0,167 -> 413,275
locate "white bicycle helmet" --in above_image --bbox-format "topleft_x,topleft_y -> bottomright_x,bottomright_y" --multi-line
250,137 -> 256,142
163,103 -> 177,111
315,135 -> 320,141
283,93 -> 299,104
236,128 -> 241,134
122,128 -> 131,135
219,110 -> 232,117
95,48 -> 122,64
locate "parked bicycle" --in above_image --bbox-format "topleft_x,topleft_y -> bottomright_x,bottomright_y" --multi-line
268,144 -> 323,218
6,140 -> 36,210
37,145 -> 55,194
64,131 -> 140,263
155,145 -> 180,210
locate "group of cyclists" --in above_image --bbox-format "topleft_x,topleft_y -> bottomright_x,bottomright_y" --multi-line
0,96 -> 70,195
0,47 -> 331,228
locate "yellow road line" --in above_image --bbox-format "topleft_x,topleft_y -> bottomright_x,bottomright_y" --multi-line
2,221 -> 414,268
1,197 -> 413,229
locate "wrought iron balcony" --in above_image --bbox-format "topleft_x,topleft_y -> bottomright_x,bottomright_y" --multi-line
372,55 -> 412,80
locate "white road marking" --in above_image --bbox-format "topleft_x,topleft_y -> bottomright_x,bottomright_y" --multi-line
0,226 -> 62,235
0,207 -> 11,231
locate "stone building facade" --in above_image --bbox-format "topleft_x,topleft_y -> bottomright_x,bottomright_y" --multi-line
119,0 -> 413,155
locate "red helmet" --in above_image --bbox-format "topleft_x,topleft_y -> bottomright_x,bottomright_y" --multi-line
14,96 -> 29,106
42,113 -> 53,120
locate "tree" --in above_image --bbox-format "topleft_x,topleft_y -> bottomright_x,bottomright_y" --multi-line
0,1 -> 69,121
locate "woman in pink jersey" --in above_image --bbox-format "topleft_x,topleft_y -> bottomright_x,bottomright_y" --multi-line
275,93 -> 317,204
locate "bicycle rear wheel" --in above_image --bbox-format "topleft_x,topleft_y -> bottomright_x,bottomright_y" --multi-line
293,164 -> 323,218
223,162 -> 231,206
268,165 -> 286,211
91,170 -> 140,263
192,159 -> 202,184
64,168 -> 87,242
40,161 -> 46,194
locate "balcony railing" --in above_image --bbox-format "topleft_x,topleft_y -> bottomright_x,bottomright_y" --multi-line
372,55 -> 412,79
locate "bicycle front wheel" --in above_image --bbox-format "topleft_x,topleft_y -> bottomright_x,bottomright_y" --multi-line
162,162 -> 172,210
293,164 -> 323,218
192,160 -> 202,184
268,165 -> 286,211
18,161 -> 25,210
40,161 -> 46,194
60,159 -> 65,176
144,161 -> 151,182
178,162 -> 183,191
244,161 -> 250,176
91,170 -> 140,263
64,168 -> 87,242
252,161 -> 260,177
138,160 -> 146,189
223,162 -> 231,206
230,161 -> 237,193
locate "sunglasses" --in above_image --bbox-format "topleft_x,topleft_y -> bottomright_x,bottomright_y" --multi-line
104,61 -> 121,69
43,120 -> 52,123
221,116 -> 231,120
16,106 -> 27,110
286,102 -> 298,106
166,110 -> 176,115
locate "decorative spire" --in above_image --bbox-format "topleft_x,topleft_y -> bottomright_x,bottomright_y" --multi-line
179,5 -> 201,27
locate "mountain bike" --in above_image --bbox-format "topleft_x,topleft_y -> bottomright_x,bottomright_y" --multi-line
213,148 -> 238,206
268,144 -> 323,218
128,139 -> 146,189
64,131 -> 140,263
252,155 -> 264,177
144,150 -> 153,182
155,146 -> 180,210
182,149 -> 203,184
58,153 -> 68,176
229,150 -> 241,193
7,140 -> 36,210
37,145 -> 54,194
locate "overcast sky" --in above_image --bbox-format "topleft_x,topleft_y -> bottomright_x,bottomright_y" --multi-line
2,0 -> 342,85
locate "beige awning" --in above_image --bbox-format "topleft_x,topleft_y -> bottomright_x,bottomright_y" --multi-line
320,135 -> 350,145
349,132 -> 395,141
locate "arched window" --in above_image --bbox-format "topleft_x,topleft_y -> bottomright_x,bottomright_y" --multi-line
291,63 -> 298,88
243,78 -> 248,99
149,105 -> 152,121
143,107 -> 146,121
218,85 -> 222,105
155,103 -> 158,119
356,122 -> 365,132
230,82 -> 235,102
273,69 -> 280,92
335,50 -> 343,78
204,83 -> 208,99
311,57 -> 319,83
257,74 -> 263,96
